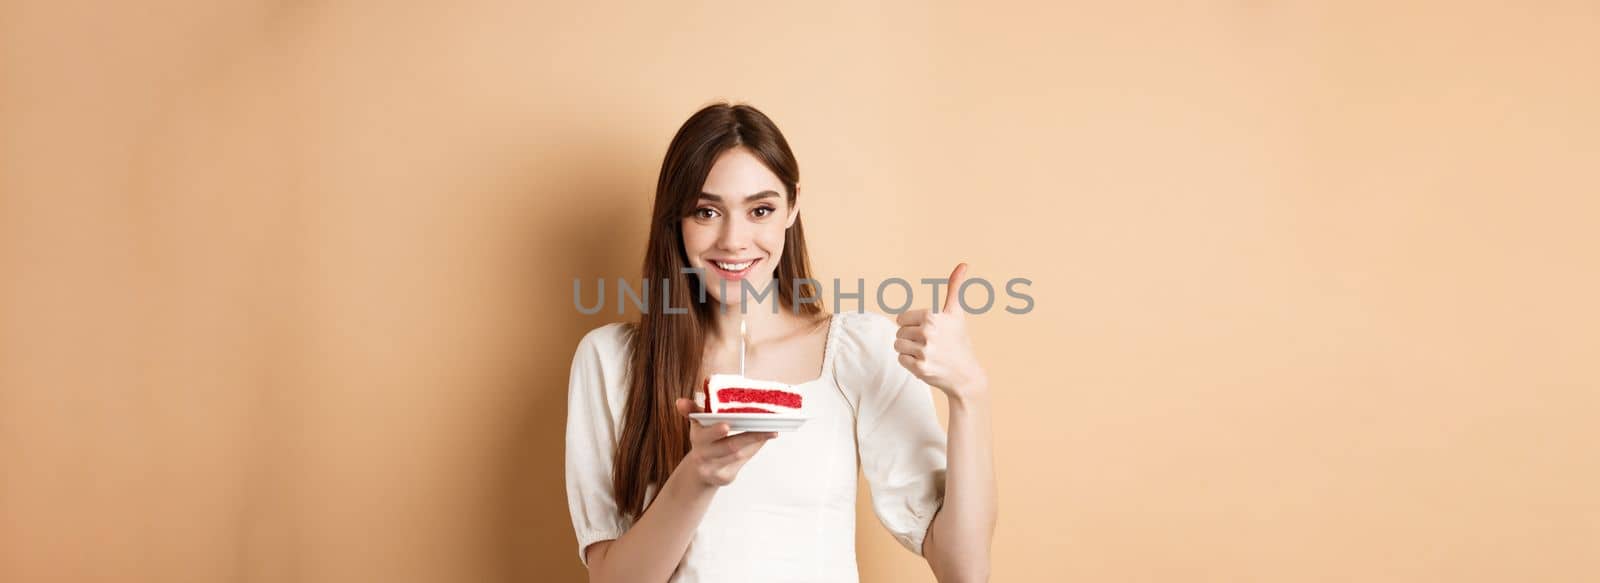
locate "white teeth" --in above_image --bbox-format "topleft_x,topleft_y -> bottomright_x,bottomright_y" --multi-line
713,260 -> 753,271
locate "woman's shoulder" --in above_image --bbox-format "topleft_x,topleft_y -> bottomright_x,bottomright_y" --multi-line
826,311 -> 931,413
572,321 -> 636,366
827,311 -> 899,380
831,310 -> 897,345
579,320 -> 633,344
577,321 -> 634,349
568,322 -> 635,408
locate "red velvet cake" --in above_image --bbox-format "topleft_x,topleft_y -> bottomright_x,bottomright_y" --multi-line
694,374 -> 803,415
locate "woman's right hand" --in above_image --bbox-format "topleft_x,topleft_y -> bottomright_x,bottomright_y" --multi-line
674,398 -> 778,487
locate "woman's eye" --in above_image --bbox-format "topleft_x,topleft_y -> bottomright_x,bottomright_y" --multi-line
752,206 -> 775,219
694,207 -> 720,220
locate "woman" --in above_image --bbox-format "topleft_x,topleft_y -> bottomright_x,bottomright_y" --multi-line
564,102 -> 996,582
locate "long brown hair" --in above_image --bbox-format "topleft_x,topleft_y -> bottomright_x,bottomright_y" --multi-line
613,102 -> 824,520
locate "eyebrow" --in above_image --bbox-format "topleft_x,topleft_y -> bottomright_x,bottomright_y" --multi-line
698,190 -> 781,203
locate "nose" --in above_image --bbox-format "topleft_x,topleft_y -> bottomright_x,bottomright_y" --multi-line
715,214 -> 750,252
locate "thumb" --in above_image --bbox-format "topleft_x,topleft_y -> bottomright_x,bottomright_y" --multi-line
942,262 -> 969,315
675,397 -> 692,417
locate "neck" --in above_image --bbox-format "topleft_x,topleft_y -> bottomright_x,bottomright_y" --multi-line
708,297 -> 790,347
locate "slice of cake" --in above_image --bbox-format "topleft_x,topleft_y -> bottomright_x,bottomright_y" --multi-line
694,373 -> 803,415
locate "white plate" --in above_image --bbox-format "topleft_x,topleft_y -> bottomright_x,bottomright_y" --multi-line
690,413 -> 808,433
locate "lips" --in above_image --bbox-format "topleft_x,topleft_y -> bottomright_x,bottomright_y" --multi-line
706,257 -> 761,280
712,259 -> 754,271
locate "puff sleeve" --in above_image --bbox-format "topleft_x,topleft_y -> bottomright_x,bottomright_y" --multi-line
563,323 -> 633,567
830,312 -> 949,555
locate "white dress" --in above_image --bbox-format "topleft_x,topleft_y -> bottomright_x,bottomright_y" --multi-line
564,311 -> 949,582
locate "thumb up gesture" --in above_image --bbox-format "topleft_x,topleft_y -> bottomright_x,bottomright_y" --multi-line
894,263 -> 990,401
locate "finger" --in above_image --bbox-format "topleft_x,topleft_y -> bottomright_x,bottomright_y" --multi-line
893,337 -> 925,359
942,262 -> 969,315
897,353 -> 927,376
895,325 -> 925,342
711,451 -> 761,481
705,431 -> 778,462
691,422 -> 731,448
896,309 -> 928,327
676,397 -> 692,417
722,435 -> 774,462
692,421 -> 730,442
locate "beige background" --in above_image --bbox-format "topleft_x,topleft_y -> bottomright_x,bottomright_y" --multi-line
3,1 -> 1598,581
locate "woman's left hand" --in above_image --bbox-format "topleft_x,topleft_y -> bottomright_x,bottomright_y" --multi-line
894,262 -> 990,402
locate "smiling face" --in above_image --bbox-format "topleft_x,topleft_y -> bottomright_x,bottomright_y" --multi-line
681,147 -> 800,307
